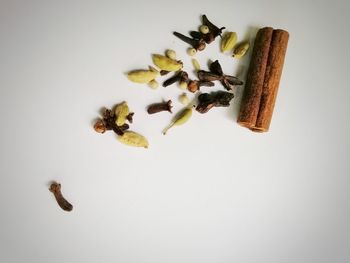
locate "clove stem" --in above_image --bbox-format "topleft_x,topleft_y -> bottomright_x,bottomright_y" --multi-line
49,182 -> 73,212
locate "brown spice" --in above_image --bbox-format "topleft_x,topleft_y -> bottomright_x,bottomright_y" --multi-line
163,71 -> 188,87
49,182 -> 73,212
187,80 -> 214,93
147,100 -> 173,114
237,27 -> 289,132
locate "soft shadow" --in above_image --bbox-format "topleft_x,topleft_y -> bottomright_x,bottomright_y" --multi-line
227,25 -> 261,121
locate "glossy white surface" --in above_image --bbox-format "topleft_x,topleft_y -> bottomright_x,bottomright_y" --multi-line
0,1 -> 349,262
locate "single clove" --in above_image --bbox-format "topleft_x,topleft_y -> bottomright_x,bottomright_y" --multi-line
196,91 -> 234,113
202,15 -> 225,38
173,32 -> 206,51
49,182 -> 73,212
187,80 -> 215,93
147,100 -> 173,114
163,71 -> 188,87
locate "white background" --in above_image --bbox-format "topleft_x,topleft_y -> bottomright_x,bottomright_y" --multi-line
0,1 -> 349,262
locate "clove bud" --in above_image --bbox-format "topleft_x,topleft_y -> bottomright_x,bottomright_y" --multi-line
147,100 -> 173,114
49,182 -> 73,212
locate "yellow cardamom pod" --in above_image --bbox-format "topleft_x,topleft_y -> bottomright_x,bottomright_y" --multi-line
221,32 -> 237,52
114,101 -> 129,126
232,41 -> 250,58
152,54 -> 183,71
192,58 -> 201,71
118,131 -> 149,148
127,67 -> 159,84
163,106 -> 193,135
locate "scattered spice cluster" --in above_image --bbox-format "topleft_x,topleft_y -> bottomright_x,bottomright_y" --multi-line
94,102 -> 148,148
95,14 -> 252,147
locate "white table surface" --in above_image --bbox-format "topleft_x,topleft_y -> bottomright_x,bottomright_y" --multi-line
1,1 -> 349,263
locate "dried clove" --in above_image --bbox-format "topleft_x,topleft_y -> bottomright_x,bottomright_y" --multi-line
163,71 -> 188,87
173,32 -> 206,51
198,60 -> 243,90
202,15 -> 225,38
49,182 -> 73,212
187,80 -> 214,93
147,100 -> 173,114
196,91 -> 235,113
209,60 -> 223,75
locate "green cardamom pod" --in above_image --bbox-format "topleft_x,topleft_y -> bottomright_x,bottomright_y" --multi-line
118,131 -> 149,148
221,32 -> 237,52
163,106 -> 193,135
152,54 -> 183,71
115,101 -> 129,126
232,41 -> 250,58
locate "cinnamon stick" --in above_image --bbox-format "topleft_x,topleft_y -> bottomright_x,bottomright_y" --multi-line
237,27 -> 274,128
251,29 -> 289,132
237,27 -> 289,132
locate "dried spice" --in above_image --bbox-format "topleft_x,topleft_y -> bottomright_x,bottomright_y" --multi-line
152,54 -> 183,71
197,60 -> 243,90
187,48 -> 197,56
163,106 -> 194,135
199,25 -> 209,34
94,106 -> 131,136
187,80 -> 214,93
179,93 -> 189,105
165,49 -> 176,60
192,58 -> 201,71
118,131 -> 149,148
221,32 -> 237,52
163,71 -> 188,87
232,41 -> 250,58
189,30 -> 215,44
49,182 -> 73,212
202,15 -> 225,38
174,15 -> 224,52
179,81 -> 188,89
196,91 -> 234,113
115,101 -> 130,126
147,100 -> 173,114
127,67 -> 159,84
148,79 -> 159,89
173,31 -> 206,51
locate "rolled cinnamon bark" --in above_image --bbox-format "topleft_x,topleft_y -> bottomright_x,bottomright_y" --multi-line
237,27 -> 274,128
237,27 -> 289,132
251,29 -> 289,132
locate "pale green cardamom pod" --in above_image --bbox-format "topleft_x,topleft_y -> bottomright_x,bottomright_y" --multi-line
118,131 -> 149,148
115,101 -> 129,126
221,32 -> 237,52
232,41 -> 250,58
163,106 -> 193,135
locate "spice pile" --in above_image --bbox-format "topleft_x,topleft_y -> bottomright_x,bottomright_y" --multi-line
93,15 -> 289,148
